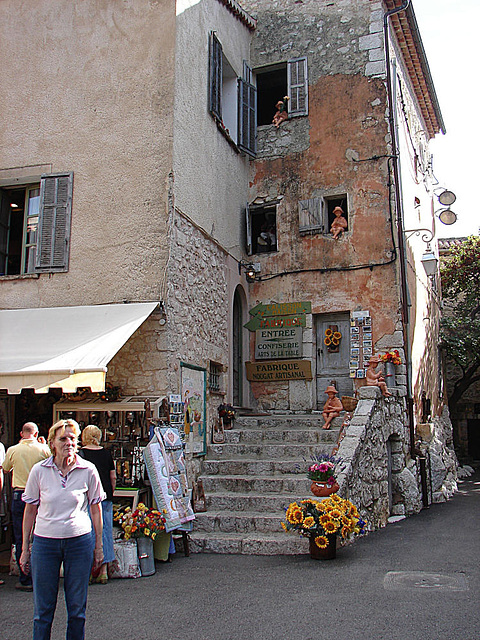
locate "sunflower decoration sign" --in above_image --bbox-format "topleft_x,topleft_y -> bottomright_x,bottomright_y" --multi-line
324,325 -> 342,353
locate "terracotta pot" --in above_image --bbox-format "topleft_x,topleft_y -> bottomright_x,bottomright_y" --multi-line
310,481 -> 339,497
309,534 -> 337,560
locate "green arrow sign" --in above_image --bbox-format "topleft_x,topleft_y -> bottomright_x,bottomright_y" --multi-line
249,301 -> 311,317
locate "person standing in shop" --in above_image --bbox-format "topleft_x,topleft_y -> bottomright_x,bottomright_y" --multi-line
1,422 -> 50,591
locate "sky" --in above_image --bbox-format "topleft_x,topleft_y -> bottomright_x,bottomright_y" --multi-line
412,0 -> 479,239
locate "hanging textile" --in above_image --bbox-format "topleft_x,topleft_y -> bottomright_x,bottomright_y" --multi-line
143,426 -> 195,532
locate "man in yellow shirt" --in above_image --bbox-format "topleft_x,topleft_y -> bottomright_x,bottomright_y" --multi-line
1,422 -> 50,591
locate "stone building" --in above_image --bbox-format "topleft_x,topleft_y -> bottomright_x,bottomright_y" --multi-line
0,0 -> 456,553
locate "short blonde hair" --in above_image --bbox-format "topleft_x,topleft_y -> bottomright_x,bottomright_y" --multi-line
81,425 -> 102,446
48,419 -> 80,455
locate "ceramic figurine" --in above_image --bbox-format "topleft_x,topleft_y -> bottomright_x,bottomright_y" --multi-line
366,355 -> 392,397
272,96 -> 289,128
330,206 -> 348,239
322,385 -> 344,430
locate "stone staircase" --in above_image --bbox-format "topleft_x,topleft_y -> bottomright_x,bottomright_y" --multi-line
189,414 -> 344,554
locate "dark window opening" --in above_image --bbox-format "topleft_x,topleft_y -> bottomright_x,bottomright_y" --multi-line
0,186 -> 39,276
249,204 -> 277,254
325,195 -> 348,232
256,65 -> 287,126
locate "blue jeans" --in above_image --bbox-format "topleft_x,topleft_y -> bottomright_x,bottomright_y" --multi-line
12,489 -> 32,586
31,533 -> 94,640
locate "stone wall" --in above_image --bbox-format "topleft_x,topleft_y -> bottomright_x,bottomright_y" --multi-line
336,384 -> 457,532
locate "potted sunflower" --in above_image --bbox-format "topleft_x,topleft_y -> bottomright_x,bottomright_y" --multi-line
281,495 -> 366,560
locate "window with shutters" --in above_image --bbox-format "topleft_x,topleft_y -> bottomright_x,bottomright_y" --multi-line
0,173 -> 73,276
256,58 -> 308,126
298,194 -> 348,236
208,32 -> 256,157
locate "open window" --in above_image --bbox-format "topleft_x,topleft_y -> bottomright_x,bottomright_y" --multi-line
208,32 -> 256,156
246,201 -> 277,255
298,194 -> 348,236
256,58 -> 308,126
0,173 -> 73,275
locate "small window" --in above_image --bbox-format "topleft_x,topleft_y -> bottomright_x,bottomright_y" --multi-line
256,58 -> 308,126
299,195 -> 348,237
209,362 -> 223,393
0,173 -> 73,275
246,202 -> 277,255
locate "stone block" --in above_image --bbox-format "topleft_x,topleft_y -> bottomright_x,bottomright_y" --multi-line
366,60 -> 385,76
359,33 -> 383,51
355,399 -> 376,415
358,386 -> 381,400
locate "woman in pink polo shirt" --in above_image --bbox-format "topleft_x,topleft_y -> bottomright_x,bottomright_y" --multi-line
20,419 -> 105,640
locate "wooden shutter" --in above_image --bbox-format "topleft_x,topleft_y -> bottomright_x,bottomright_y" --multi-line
298,197 -> 324,234
237,76 -> 257,157
245,202 -> 252,255
288,57 -> 308,117
0,190 -> 9,275
209,32 -> 222,120
35,173 -> 73,272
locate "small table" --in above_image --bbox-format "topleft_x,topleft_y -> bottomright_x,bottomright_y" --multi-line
113,487 -> 150,510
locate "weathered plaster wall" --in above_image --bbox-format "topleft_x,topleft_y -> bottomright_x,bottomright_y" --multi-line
174,0 -> 253,259
0,0 -> 175,308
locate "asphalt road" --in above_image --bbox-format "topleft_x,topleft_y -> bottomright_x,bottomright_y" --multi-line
1,469 -> 479,640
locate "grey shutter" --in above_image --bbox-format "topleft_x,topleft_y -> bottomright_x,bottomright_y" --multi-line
237,76 -> 257,157
246,202 -> 252,255
288,57 -> 308,117
209,32 -> 222,120
298,198 -> 324,234
35,173 -> 73,272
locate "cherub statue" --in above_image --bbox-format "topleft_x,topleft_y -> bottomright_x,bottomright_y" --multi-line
330,206 -> 348,239
272,96 -> 289,128
366,355 -> 392,397
322,385 -> 344,430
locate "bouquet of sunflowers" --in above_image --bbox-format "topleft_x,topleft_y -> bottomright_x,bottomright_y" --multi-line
114,503 -> 166,541
281,494 -> 366,550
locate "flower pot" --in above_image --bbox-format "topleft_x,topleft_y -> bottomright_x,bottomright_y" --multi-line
222,417 -> 234,430
309,534 -> 337,560
136,537 -> 155,576
385,362 -> 396,388
310,481 -> 339,497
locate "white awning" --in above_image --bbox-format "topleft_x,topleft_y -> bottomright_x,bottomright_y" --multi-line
0,302 -> 159,394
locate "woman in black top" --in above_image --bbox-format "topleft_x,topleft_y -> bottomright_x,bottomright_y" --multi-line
79,425 -> 116,584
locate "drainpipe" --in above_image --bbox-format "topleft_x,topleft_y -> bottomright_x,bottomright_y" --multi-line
383,1 -> 418,460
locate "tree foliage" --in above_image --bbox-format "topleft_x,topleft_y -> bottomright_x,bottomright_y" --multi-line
440,235 -> 480,412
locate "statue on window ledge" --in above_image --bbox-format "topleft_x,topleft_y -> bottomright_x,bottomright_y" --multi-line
330,206 -> 348,239
273,96 -> 289,128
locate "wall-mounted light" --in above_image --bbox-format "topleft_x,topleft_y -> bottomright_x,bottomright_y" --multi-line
420,243 -> 438,277
437,189 -> 456,206
238,260 -> 261,283
437,208 -> 457,226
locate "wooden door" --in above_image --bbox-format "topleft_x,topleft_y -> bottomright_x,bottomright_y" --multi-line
315,313 -> 353,409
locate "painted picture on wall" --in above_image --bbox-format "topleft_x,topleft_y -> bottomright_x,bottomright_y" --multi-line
181,363 -> 206,456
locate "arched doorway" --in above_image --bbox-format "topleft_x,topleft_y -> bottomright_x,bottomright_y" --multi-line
233,287 -> 245,407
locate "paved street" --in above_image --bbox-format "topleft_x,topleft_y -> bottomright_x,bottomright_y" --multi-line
1,469 -> 479,640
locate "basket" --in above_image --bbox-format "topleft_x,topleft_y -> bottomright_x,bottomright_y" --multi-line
341,396 -> 358,413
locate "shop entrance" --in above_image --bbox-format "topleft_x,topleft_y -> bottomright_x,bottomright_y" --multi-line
315,312 -> 352,409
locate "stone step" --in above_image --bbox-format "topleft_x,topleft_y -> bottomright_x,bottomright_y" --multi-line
203,458 -> 311,476
194,510 -> 286,533
206,442 -> 337,460
204,491 -> 308,513
220,427 -> 341,444
188,531 -> 309,555
201,473 -> 310,494
233,414 -> 346,430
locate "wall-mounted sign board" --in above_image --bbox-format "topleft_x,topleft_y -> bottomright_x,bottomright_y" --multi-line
246,360 -> 313,382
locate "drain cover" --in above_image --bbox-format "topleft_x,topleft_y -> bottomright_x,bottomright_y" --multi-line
384,571 -> 468,591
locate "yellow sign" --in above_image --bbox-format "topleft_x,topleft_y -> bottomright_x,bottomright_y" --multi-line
246,360 -> 313,382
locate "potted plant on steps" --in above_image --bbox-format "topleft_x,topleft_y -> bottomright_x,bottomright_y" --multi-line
281,495 -> 367,560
